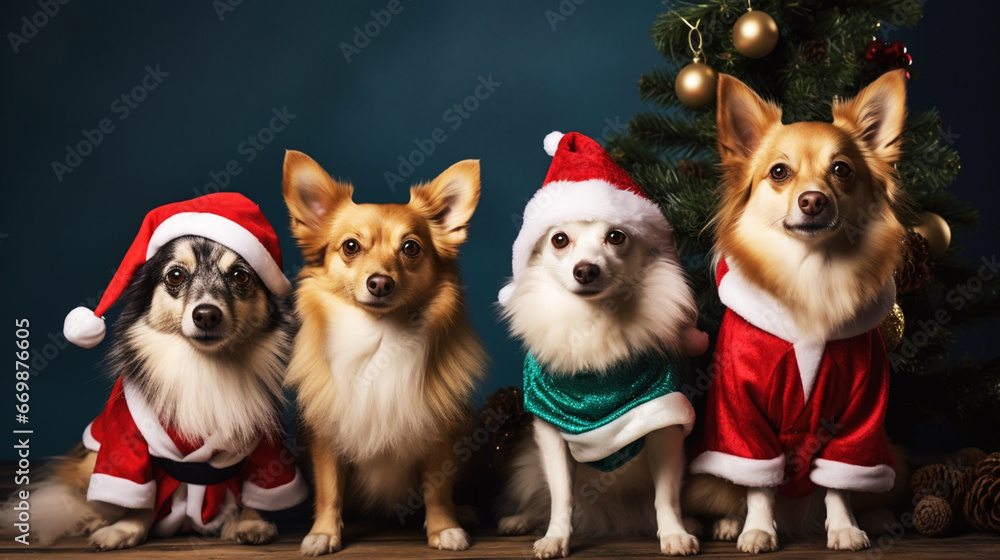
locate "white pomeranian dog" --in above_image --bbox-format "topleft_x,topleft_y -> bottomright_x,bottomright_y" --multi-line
496,131 -> 708,558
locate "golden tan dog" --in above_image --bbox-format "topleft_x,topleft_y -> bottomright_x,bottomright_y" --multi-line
281,150 -> 487,556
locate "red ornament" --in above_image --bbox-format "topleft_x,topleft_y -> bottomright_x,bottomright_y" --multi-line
864,40 -> 883,62
884,40 -> 906,60
863,38 -> 912,78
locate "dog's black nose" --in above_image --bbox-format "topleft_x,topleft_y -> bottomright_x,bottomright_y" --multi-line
192,304 -> 222,330
367,274 -> 395,297
573,262 -> 601,285
798,191 -> 828,216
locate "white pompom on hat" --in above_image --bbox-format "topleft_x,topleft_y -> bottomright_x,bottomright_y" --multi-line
498,131 -> 673,306
64,192 -> 291,348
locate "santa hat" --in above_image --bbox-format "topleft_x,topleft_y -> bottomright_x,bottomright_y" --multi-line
64,192 -> 292,348
498,131 -> 672,306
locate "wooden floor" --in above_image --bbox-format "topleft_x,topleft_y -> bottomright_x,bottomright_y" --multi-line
2,461 -> 998,558
2,528 -> 998,559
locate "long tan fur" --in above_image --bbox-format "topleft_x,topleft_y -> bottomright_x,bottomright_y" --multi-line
711,70 -> 907,341
689,70 -> 910,548
282,150 -> 486,556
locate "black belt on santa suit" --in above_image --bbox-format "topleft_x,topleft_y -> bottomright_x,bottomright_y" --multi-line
151,456 -> 248,486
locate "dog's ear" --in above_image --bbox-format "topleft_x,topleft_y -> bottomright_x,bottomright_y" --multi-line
716,74 -> 783,162
832,69 -> 907,162
409,160 -> 481,259
282,150 -> 353,244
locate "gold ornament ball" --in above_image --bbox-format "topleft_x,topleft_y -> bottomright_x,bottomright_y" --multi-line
880,302 -> 905,352
733,10 -> 779,59
913,212 -> 952,258
675,62 -> 718,108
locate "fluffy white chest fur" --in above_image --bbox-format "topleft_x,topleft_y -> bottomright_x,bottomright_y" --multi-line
322,306 -> 440,465
127,320 -> 286,450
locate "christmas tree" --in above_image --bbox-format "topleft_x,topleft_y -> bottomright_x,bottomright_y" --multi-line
607,0 -> 1000,449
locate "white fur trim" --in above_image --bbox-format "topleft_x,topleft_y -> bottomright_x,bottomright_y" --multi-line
718,263 -> 895,400
151,485 -> 189,538
186,484 -> 207,529
150,485 -> 239,537
719,262 -> 895,342
561,392 -> 694,463
122,378 -> 256,467
242,468 -> 308,511
122,379 -> 184,461
82,422 -> 100,452
88,473 -> 156,509
186,484 -> 238,534
717,265 -> 800,342
810,459 -> 895,492
148,212 -> 292,296
543,131 -> 564,156
689,451 -> 786,487
792,341 -> 825,402
64,306 -> 106,348
501,179 -> 671,305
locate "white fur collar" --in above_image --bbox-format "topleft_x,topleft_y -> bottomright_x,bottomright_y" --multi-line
123,378 -> 257,468
718,262 -> 895,400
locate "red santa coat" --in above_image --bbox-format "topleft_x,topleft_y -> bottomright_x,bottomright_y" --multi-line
690,260 -> 896,498
83,378 -> 307,536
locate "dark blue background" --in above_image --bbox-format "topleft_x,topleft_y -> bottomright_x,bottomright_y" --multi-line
2,1 -> 997,459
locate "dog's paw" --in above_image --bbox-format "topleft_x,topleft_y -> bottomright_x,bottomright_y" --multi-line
827,527 -> 870,551
77,517 -> 111,536
682,327 -> 710,356
713,514 -> 743,541
533,535 -> 569,559
498,514 -> 536,535
234,519 -> 278,545
736,529 -> 778,554
659,532 -> 700,556
428,527 -> 470,550
89,524 -> 145,551
300,532 -> 342,556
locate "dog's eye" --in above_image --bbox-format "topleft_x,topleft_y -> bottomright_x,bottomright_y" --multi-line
832,161 -> 853,179
402,240 -> 421,257
342,239 -> 361,255
606,230 -> 627,246
769,164 -> 789,182
166,268 -> 186,286
551,232 -> 569,249
231,267 -> 251,285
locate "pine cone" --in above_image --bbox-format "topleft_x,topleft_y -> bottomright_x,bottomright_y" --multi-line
963,453 -> 1000,532
913,496 -> 952,536
912,463 -> 963,507
481,386 -> 531,467
968,453 -> 1000,480
953,447 -> 988,471
896,229 -> 935,294
950,469 -> 970,512
801,40 -> 828,62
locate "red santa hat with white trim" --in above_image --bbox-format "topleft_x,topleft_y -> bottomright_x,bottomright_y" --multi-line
64,192 -> 292,348
498,131 -> 673,305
